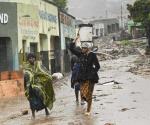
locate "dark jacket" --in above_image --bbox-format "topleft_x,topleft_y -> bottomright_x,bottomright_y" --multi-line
69,42 -> 100,83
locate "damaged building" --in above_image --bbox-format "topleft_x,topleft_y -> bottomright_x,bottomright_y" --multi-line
0,0 -> 76,75
90,18 -> 119,38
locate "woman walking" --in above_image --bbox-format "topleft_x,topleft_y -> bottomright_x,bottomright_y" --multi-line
69,38 -> 100,115
23,53 -> 55,118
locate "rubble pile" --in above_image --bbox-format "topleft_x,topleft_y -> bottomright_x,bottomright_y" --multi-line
128,55 -> 150,77
94,37 -> 147,61
94,36 -> 150,77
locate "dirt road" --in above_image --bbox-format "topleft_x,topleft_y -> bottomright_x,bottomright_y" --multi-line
0,55 -> 150,125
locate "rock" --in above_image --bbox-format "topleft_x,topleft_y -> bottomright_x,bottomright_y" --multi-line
104,123 -> 115,125
94,99 -> 100,102
96,89 -> 102,91
112,85 -> 123,89
98,94 -> 111,97
121,108 -> 129,112
21,110 -> 28,115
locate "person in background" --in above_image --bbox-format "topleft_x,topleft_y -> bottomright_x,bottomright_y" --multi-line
71,54 -> 80,103
69,37 -> 100,115
71,47 -> 86,105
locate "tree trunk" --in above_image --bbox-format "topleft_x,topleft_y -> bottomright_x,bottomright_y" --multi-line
148,36 -> 150,48
145,27 -> 150,54
146,27 -> 150,48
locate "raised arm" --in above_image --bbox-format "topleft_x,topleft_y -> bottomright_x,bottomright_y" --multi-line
70,42 -> 82,57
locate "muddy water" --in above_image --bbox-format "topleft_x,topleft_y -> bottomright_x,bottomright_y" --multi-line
1,55 -> 150,125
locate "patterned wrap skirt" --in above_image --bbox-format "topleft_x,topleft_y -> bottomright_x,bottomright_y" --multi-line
80,80 -> 94,102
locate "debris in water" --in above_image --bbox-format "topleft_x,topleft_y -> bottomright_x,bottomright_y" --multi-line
21,109 -> 28,115
104,123 -> 115,125
98,80 -> 122,85
98,94 -> 111,97
112,85 -> 123,89
121,108 -> 130,112
105,102 -> 113,104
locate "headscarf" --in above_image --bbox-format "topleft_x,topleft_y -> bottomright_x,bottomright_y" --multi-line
81,42 -> 93,49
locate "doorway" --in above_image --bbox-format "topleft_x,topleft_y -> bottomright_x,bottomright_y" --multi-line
0,37 -> 12,71
50,36 -> 61,74
40,34 -> 49,70
64,38 -> 73,73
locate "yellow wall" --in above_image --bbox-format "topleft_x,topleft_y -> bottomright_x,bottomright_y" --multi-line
17,1 -> 59,53
16,1 -> 59,71
39,1 -> 59,36
0,0 -> 40,5
17,3 -> 39,53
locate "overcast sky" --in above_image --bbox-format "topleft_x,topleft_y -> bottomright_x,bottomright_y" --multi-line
68,0 -> 136,20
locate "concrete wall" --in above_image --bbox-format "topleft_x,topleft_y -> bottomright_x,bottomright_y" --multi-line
93,23 -> 104,37
0,3 -> 18,71
39,1 -> 59,36
59,11 -> 76,73
17,3 -> 39,53
90,18 -> 119,36
0,0 -> 40,5
60,12 -> 75,50
39,1 -> 59,72
16,1 -> 60,71
0,0 -> 75,74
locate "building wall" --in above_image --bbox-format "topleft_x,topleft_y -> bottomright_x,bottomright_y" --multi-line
60,12 -> 75,50
93,23 -> 104,37
17,3 -> 39,53
39,1 -> 59,72
0,3 -> 18,71
90,18 -> 119,36
17,1 -> 60,72
59,11 -> 76,73
39,1 -> 59,36
0,0 -> 40,5
0,0 -> 75,73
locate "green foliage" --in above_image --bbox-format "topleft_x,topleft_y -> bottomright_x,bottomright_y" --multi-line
52,0 -> 68,11
121,40 -> 132,46
119,40 -> 135,46
127,0 -> 150,47
127,0 -> 150,27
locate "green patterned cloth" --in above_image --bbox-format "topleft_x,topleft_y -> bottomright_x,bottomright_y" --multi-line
23,62 -> 55,110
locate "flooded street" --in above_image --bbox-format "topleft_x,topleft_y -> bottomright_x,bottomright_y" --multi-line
0,55 -> 150,125
1,0 -> 150,125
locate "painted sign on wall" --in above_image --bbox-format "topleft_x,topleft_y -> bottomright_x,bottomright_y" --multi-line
60,12 -> 73,26
39,10 -> 57,23
17,4 -> 39,39
0,13 -> 8,24
19,17 -> 39,38
60,12 -> 76,39
38,1 -> 59,36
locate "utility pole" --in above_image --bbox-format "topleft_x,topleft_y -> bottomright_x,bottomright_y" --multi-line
121,3 -> 123,29
105,10 -> 108,19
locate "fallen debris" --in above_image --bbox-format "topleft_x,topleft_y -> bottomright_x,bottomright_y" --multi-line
128,55 -> 150,78
21,109 -> 28,115
94,36 -> 148,62
112,85 -> 123,89
121,108 -> 130,112
120,107 -> 136,112
104,123 -> 115,125
98,80 -> 122,85
97,94 -> 111,97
